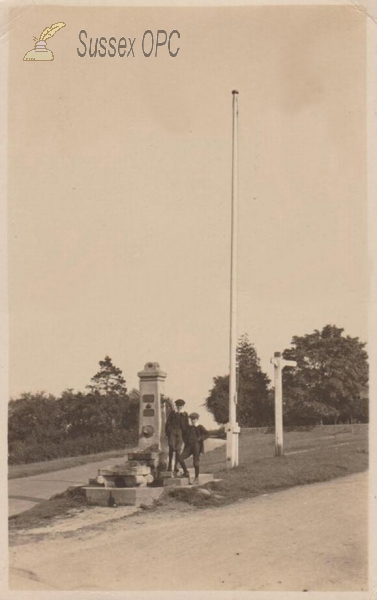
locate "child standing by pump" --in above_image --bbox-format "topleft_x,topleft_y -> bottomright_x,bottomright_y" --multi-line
180,412 -> 210,484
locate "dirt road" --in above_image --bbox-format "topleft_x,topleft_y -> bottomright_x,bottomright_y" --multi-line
9,472 -> 368,591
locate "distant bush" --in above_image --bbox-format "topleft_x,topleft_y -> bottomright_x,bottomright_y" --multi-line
8,390 -> 139,465
8,430 -> 138,465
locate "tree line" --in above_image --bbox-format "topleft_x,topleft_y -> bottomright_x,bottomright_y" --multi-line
8,356 -> 138,465
205,325 -> 368,427
8,324 -> 369,465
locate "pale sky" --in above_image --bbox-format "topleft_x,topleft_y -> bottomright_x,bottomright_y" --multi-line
8,5 -> 367,425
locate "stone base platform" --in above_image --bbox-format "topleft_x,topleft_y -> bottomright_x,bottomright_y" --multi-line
187,469 -> 215,485
161,476 -> 190,487
84,486 -> 164,507
157,470 -> 215,487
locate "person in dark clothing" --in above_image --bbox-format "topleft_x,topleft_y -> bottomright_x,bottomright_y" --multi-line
165,398 -> 189,475
180,412 -> 210,484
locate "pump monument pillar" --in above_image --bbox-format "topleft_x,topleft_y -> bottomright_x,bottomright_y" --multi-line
83,361 -> 217,505
137,362 -> 167,451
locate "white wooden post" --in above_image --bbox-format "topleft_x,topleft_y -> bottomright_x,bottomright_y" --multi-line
270,352 -> 297,456
226,90 -> 240,468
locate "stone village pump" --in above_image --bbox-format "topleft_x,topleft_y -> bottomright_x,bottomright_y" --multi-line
84,362 -> 214,507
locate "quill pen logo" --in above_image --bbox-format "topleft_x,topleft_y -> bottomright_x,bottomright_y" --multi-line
23,22 -> 66,61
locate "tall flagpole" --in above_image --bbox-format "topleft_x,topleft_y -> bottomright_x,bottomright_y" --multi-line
226,90 -> 240,469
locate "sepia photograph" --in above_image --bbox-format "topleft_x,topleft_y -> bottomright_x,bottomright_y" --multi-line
1,0 -> 376,595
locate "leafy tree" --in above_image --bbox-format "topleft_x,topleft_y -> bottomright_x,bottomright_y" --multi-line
8,391 -> 59,444
85,356 -> 136,431
205,376 -> 231,424
8,386 -> 139,465
59,392 -> 125,437
8,357 -> 138,465
282,325 -> 368,425
205,334 -> 272,426
86,356 -> 127,396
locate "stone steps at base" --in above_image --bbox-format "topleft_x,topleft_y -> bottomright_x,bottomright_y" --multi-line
162,472 -> 214,487
162,476 -> 189,487
187,470 -> 214,485
83,486 -> 164,507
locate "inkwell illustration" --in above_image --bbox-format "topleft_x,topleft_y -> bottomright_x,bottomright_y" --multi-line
23,22 -> 66,61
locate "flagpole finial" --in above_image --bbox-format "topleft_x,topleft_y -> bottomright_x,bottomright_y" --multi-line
232,89 -> 239,95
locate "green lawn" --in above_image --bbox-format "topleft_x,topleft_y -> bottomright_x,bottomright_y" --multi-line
168,425 -> 368,507
9,425 -> 368,532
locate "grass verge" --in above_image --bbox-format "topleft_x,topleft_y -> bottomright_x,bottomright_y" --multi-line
8,486 -> 89,534
166,431 -> 368,508
9,428 -> 368,533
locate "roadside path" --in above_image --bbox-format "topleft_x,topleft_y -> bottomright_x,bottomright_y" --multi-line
9,472 -> 368,591
8,439 -> 225,516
